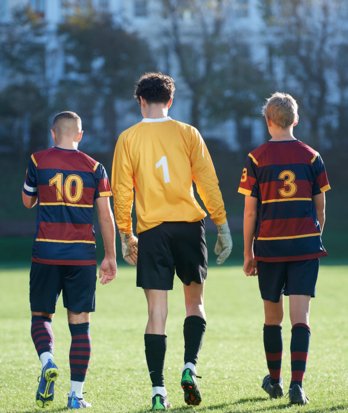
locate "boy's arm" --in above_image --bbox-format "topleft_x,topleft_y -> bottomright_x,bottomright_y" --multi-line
96,196 -> 117,284
111,134 -> 138,265
243,196 -> 258,276
22,157 -> 38,208
190,129 -> 232,264
313,192 -> 326,233
22,192 -> 37,209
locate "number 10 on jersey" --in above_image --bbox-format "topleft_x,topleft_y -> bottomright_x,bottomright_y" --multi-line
156,156 -> 171,183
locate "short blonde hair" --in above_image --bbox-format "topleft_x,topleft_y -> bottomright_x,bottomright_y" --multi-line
262,92 -> 298,129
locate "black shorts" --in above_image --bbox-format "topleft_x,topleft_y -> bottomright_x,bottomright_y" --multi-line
257,259 -> 319,303
30,262 -> 97,313
137,221 -> 208,290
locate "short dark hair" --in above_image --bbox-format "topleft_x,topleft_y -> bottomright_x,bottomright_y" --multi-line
134,72 -> 175,104
52,111 -> 81,129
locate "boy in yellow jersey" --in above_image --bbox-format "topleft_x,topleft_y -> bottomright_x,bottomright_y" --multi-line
111,72 -> 232,410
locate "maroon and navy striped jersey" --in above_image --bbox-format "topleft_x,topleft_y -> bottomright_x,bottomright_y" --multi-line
23,147 -> 112,265
238,139 -> 331,262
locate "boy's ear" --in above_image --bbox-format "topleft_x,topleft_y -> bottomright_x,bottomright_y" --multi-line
50,129 -> 56,143
167,98 -> 173,109
293,116 -> 299,127
139,96 -> 147,107
76,130 -> 83,142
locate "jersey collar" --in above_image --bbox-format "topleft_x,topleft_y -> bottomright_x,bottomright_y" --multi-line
141,117 -> 172,123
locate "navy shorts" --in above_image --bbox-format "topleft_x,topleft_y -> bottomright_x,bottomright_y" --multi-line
257,259 -> 319,303
137,221 -> 208,290
30,262 -> 97,313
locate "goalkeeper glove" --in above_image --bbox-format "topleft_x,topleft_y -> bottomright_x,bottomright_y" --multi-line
119,232 -> 138,265
214,222 -> 233,265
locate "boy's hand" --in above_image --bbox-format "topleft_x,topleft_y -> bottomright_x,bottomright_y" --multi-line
214,222 -> 233,265
243,255 -> 257,276
120,232 -> 138,265
99,257 -> 117,284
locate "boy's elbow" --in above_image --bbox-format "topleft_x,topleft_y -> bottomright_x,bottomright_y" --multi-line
22,192 -> 36,208
245,211 -> 257,220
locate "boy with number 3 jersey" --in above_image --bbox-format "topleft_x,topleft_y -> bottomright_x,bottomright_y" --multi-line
111,72 -> 232,410
238,93 -> 330,405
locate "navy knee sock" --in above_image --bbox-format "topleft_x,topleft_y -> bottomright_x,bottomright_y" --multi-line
290,323 -> 310,388
69,323 -> 91,382
263,324 -> 282,384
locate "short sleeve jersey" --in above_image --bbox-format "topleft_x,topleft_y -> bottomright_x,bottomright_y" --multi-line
111,118 -> 226,234
238,139 -> 331,262
23,147 -> 112,265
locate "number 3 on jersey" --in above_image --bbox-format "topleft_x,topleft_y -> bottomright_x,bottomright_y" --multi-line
156,155 -> 171,184
278,170 -> 297,198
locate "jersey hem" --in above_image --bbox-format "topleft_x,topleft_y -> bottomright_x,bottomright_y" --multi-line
32,257 -> 97,266
255,251 -> 328,262
137,217 -> 206,234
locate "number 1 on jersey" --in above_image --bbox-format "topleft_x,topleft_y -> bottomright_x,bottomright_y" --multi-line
156,155 -> 171,183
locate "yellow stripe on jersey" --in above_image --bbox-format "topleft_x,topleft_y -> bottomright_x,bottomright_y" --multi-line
39,202 -> 93,208
320,184 -> 331,193
257,233 -> 321,241
36,238 -> 95,244
248,153 -> 258,165
311,153 -> 318,163
99,191 -> 112,197
31,154 -> 38,167
93,162 -> 100,172
261,198 -> 312,204
238,187 -> 252,196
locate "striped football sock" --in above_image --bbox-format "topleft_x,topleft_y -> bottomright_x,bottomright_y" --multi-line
290,323 -> 310,388
31,316 -> 54,361
263,324 -> 282,384
69,323 -> 91,383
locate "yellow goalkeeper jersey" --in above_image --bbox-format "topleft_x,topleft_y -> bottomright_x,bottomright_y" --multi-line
111,117 -> 227,234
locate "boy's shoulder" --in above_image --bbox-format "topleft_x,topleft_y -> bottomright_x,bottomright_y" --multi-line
249,139 -> 318,166
31,147 -> 100,172
77,150 -> 101,172
119,119 -> 198,140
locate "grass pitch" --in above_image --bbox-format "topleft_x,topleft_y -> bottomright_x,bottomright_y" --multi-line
0,265 -> 347,413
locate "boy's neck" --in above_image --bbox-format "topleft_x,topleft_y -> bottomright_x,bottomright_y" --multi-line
54,140 -> 79,150
142,104 -> 169,119
269,125 -> 296,141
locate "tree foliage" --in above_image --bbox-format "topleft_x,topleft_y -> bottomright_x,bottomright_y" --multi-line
0,7 -> 49,155
259,0 -> 348,149
56,12 -> 155,149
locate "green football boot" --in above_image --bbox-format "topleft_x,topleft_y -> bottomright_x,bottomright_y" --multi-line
181,368 -> 202,406
151,394 -> 170,410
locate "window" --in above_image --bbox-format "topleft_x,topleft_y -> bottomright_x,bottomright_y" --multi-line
0,0 -> 8,19
134,0 -> 147,17
61,0 -> 93,17
30,0 -> 45,16
99,0 -> 109,11
234,0 -> 249,18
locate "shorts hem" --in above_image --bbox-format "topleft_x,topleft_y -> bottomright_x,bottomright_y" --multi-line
30,307 -> 56,314
137,284 -> 173,291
